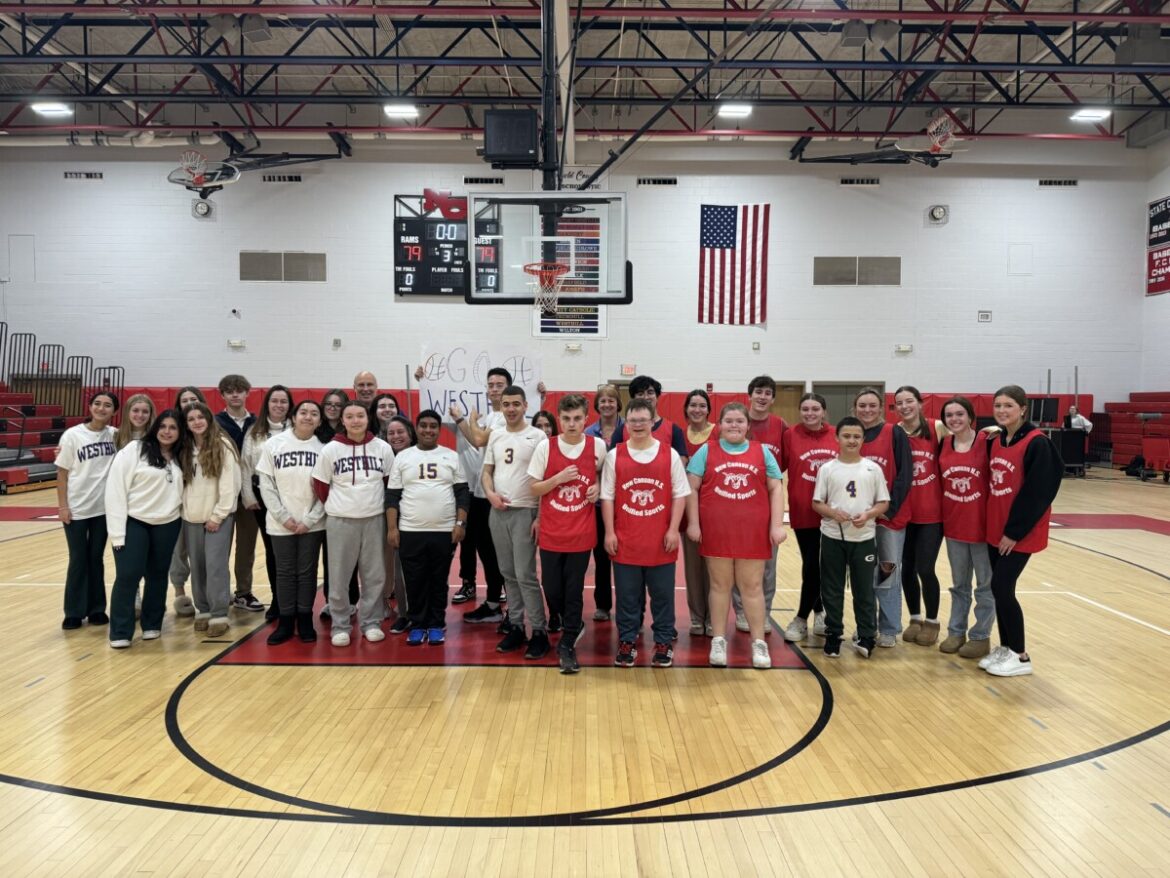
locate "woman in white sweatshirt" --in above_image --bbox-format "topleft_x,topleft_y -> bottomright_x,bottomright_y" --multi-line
55,391 -> 119,631
181,402 -> 242,639
258,400 -> 327,645
104,410 -> 186,648
240,384 -> 292,620
311,402 -> 395,647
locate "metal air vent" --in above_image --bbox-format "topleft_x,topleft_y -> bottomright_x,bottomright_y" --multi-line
1039,179 -> 1078,187
637,177 -> 678,186
840,177 -> 881,187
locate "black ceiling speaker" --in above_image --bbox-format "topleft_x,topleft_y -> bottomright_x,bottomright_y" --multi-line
482,109 -> 540,166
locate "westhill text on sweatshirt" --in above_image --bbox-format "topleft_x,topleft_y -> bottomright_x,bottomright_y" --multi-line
311,431 -> 395,519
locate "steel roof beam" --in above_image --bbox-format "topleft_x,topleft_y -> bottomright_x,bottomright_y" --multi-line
7,92 -> 1157,109
7,54 -> 1170,74
6,18 -> 1136,37
0,5 -> 1167,24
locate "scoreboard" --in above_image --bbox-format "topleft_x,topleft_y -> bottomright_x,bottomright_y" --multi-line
394,192 -> 500,295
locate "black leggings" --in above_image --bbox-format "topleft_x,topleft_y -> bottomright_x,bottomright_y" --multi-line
988,546 -> 1030,653
902,521 -> 943,618
793,527 -> 824,618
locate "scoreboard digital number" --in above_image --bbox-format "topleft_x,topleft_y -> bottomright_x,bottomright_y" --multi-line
394,191 -> 499,295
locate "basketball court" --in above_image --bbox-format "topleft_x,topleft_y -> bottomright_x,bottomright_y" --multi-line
3,1 -> 1170,875
0,469 -> 1168,875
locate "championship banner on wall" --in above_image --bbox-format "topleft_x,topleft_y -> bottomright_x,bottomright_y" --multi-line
418,342 -> 543,420
1147,197 -> 1170,296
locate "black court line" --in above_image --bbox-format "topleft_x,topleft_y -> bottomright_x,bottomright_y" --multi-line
162,624 -> 833,824
209,661 -> 809,670
1050,536 -> 1170,584
0,528 -> 58,545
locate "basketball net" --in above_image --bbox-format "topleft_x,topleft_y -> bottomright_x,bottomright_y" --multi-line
179,150 -> 208,187
523,261 -> 569,315
926,116 -> 955,154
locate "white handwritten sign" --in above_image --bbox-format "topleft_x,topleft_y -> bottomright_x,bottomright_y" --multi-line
418,343 -> 543,420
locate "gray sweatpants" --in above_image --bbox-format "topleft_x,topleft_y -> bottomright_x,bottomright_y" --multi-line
489,506 -> 544,631
326,516 -> 386,635
185,515 -> 235,620
169,525 -> 190,589
732,542 -> 777,620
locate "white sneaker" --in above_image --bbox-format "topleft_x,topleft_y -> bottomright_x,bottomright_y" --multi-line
708,635 -> 728,667
331,631 -> 351,647
142,630 -> 161,641
751,639 -> 771,669
812,611 -> 827,636
979,645 -> 1013,670
363,626 -> 385,643
876,634 -> 896,648
985,650 -> 1033,677
734,612 -> 749,632
783,617 -> 808,643
109,639 -> 131,649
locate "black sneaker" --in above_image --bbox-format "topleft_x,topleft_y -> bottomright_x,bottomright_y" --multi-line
86,612 -> 109,625
525,631 -> 550,660
614,641 -> 637,667
464,602 -> 504,624
62,616 -> 83,630
390,616 -> 411,634
452,580 -> 477,604
824,636 -> 842,658
233,593 -> 265,612
652,643 -> 674,668
547,612 -> 563,634
558,644 -> 580,674
854,637 -> 876,659
496,626 -> 528,653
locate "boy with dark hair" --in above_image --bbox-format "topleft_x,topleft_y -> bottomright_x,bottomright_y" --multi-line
735,374 -> 790,634
610,374 -> 689,461
214,374 -> 264,613
482,385 -> 549,659
527,394 -> 607,673
812,416 -> 890,659
601,398 -> 691,668
385,409 -> 470,644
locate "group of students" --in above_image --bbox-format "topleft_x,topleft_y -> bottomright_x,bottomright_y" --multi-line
53,367 -> 1061,678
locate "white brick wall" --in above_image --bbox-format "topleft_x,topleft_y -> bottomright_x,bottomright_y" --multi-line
0,139 -> 1150,399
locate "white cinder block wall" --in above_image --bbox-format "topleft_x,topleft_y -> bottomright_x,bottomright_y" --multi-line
0,139 -> 1153,401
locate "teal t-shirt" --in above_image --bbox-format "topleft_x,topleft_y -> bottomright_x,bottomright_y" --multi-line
686,438 -> 781,479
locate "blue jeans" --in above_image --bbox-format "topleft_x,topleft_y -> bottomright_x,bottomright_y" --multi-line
614,562 -> 675,644
945,538 -> 996,640
874,525 -> 905,637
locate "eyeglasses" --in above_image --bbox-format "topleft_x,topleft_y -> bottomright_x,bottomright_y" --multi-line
626,418 -> 653,426
324,402 -> 342,409
165,463 -> 174,483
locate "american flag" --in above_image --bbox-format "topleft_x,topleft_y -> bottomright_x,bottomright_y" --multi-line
698,203 -> 770,325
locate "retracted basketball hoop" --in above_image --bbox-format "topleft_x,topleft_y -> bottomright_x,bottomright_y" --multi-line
523,261 -> 569,315
166,149 -> 241,198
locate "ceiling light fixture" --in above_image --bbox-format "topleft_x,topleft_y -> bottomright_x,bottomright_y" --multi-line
717,103 -> 752,118
1071,108 -> 1111,122
31,102 -> 72,117
384,104 -> 419,119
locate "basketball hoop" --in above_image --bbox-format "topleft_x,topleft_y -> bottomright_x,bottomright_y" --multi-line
926,116 -> 955,154
523,261 -> 569,314
178,150 -> 208,186
166,150 -> 241,195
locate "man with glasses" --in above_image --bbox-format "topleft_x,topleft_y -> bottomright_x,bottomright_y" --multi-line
601,399 -> 691,668
609,374 -> 689,462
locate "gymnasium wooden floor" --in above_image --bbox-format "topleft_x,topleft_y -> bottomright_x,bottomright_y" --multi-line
1,471 -> 1168,877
